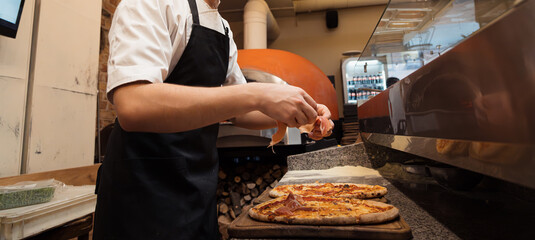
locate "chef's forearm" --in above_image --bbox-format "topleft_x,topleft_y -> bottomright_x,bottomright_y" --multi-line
231,111 -> 277,130
113,82 -> 261,133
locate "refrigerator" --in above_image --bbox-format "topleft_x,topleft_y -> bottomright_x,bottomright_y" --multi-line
341,58 -> 387,106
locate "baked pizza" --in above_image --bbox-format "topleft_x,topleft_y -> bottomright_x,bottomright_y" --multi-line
249,192 -> 399,225
269,183 -> 387,199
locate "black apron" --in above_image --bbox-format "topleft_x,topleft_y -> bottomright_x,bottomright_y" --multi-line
93,0 -> 229,238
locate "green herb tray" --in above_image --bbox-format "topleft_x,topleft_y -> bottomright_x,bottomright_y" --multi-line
0,180 -> 58,210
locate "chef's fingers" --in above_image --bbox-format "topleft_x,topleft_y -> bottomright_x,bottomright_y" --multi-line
300,97 -> 318,124
317,104 -> 332,119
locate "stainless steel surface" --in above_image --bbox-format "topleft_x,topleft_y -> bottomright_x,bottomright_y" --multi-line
359,0 -> 535,189
362,133 -> 535,189
241,68 -> 288,85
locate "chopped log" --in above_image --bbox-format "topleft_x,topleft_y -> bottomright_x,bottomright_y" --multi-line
270,179 -> 279,188
272,169 -> 282,179
273,164 -> 280,170
224,197 -> 231,205
222,191 -> 229,197
219,203 -> 229,214
240,183 -> 248,195
218,170 -> 227,180
246,183 -> 256,190
230,191 -> 242,216
218,215 -> 232,240
255,177 -> 263,186
244,195 -> 252,202
263,172 -> 274,183
250,188 -> 259,198
233,183 -> 243,194
229,208 -> 236,220
259,182 -> 268,192
234,176 -> 241,183
240,198 -> 245,206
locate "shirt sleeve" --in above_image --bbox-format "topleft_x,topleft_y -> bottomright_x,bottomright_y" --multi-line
223,20 -> 247,86
106,0 -> 174,102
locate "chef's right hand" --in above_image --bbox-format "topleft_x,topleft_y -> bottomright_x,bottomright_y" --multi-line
251,83 -> 318,128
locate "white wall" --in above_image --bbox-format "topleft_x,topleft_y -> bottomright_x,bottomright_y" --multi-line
24,0 -> 101,173
0,0 -> 101,177
0,0 -> 35,177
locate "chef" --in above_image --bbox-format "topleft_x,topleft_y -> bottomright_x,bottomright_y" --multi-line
93,0 -> 332,239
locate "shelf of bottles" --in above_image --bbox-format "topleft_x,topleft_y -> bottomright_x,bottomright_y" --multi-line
346,72 -> 385,104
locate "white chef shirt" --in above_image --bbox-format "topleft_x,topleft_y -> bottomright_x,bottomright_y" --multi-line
106,0 -> 246,102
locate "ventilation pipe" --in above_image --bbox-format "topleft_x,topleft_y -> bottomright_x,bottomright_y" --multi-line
293,0 -> 388,13
243,0 -> 280,49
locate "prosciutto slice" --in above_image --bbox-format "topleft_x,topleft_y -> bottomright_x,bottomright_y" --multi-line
268,121 -> 288,148
298,116 -> 334,140
282,192 -> 305,211
268,116 -> 334,151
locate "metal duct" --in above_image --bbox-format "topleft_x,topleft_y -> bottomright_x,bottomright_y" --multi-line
244,0 -> 280,49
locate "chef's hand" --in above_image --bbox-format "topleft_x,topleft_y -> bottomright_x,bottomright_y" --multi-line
252,83 -> 318,128
298,104 -> 334,140
316,104 -> 331,120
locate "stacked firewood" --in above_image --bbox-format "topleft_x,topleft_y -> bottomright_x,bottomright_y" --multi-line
341,104 -> 360,145
216,162 -> 287,239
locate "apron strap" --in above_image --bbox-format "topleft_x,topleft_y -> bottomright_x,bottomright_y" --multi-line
187,0 -> 200,25
221,20 -> 229,36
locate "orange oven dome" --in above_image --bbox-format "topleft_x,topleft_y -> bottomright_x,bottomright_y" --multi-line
237,49 -> 339,120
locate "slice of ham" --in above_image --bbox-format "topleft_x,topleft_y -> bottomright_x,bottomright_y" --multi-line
268,116 -> 334,150
298,116 -> 334,141
268,121 -> 288,148
274,206 -> 294,216
282,192 -> 305,211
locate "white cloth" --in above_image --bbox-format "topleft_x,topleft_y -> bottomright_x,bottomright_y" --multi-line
106,0 -> 246,102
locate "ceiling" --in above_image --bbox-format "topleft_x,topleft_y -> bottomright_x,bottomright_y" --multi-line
219,0 -> 295,22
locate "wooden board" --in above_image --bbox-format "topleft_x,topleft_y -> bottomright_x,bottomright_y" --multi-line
229,205 -> 412,240
0,164 -> 100,186
237,189 -> 410,239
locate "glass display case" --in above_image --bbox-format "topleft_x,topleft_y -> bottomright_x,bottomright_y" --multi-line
358,0 -> 517,81
356,0 -> 535,189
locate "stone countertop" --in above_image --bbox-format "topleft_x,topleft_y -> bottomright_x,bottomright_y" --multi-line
279,143 -> 535,240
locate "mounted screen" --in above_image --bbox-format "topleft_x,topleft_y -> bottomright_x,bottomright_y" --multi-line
0,0 -> 26,38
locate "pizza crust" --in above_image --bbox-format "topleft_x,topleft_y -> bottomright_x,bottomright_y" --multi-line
358,200 -> 400,224
269,183 -> 387,199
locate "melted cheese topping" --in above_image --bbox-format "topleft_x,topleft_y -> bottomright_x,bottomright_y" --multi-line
274,183 -> 385,197
257,196 -> 392,218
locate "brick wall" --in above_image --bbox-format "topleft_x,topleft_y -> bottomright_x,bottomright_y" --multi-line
98,0 -> 121,131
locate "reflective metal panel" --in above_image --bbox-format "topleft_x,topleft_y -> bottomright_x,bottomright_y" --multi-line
241,68 -> 288,85
359,0 -> 535,188
362,133 -> 535,189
